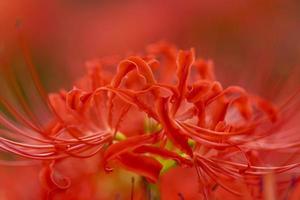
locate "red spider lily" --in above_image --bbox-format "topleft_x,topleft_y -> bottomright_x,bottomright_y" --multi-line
1,39 -> 300,199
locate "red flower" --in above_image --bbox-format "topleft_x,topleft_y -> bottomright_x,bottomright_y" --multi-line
1,41 -> 300,199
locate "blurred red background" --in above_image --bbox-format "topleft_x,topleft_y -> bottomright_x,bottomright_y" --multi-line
1,0 -> 299,91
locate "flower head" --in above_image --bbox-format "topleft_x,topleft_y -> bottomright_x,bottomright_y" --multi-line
1,40 -> 300,199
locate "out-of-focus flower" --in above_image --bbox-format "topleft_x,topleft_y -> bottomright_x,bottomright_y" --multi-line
0,40 -> 300,199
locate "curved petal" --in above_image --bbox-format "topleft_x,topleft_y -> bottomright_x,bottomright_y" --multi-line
104,132 -> 161,167
134,145 -> 193,167
117,152 -> 163,183
156,97 -> 193,157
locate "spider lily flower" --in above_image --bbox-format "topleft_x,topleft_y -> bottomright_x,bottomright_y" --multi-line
1,40 -> 300,199
0,34 -> 115,198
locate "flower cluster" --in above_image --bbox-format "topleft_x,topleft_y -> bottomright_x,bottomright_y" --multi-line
1,41 -> 300,199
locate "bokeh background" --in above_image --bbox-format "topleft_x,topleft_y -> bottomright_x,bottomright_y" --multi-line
1,0 -> 299,92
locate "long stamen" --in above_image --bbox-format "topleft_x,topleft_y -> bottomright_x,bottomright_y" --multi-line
0,61 -> 43,129
16,24 -> 50,109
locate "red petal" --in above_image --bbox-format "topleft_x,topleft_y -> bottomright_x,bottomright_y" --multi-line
232,96 -> 253,120
103,87 -> 159,120
66,87 -> 87,111
209,100 -> 229,129
39,162 -> 71,191
172,49 -> 195,115
186,80 -> 211,103
117,152 -> 163,183
104,133 -> 161,166
156,97 -> 193,157
176,49 -> 195,94
111,56 -> 156,88
134,145 -> 193,167
195,59 -> 216,81
146,41 -> 178,83
255,96 -> 278,122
